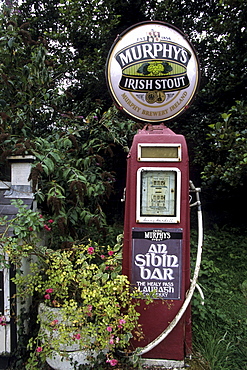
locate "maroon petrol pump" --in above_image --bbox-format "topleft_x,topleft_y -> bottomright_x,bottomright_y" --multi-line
123,124 -> 191,362
106,21 -> 201,365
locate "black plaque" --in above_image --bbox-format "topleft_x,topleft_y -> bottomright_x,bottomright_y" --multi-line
132,228 -> 182,299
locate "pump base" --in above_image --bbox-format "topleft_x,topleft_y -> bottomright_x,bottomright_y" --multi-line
140,358 -> 185,369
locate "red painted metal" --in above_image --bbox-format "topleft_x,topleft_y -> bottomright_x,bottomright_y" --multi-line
123,124 -> 191,360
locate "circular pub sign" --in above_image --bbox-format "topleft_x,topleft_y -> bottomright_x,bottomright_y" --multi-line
106,21 -> 200,123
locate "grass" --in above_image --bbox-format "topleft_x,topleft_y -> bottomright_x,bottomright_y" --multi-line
190,228 -> 247,370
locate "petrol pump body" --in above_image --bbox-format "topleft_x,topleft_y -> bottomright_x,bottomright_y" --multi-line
123,124 -> 191,360
105,20 -> 200,363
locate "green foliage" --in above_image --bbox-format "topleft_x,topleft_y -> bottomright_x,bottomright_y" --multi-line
0,18 -> 56,138
1,0 -> 247,228
25,105 -> 136,245
0,199 -> 47,268
0,1 -> 139,240
191,228 -> 247,369
16,0 -> 121,114
1,201 -> 154,369
193,325 -> 236,370
0,3 -> 137,241
202,101 -> 247,189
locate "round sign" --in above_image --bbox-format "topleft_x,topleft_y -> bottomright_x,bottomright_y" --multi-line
106,21 -> 200,123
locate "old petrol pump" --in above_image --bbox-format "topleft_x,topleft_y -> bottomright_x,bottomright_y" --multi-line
106,21 -> 201,367
123,124 -> 191,365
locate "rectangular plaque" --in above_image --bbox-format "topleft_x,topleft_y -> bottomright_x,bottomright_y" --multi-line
132,228 -> 182,299
141,146 -> 178,159
137,143 -> 182,162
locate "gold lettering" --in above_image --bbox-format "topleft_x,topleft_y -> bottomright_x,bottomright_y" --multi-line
142,109 -> 168,116
170,91 -> 187,111
121,93 -> 141,112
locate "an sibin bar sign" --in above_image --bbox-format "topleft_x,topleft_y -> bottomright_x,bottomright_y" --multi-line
132,228 -> 182,299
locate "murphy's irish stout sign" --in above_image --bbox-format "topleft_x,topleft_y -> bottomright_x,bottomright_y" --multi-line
106,21 -> 200,122
132,228 -> 182,299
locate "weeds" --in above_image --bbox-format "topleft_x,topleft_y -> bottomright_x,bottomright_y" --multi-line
191,228 -> 247,369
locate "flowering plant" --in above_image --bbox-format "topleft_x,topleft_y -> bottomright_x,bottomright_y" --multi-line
1,200 -> 152,369
0,315 -> 6,326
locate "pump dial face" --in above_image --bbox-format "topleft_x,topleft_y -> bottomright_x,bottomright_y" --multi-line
141,170 -> 176,216
136,167 -> 181,223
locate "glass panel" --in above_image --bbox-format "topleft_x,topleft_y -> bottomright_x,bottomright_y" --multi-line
141,170 -> 176,217
141,146 -> 178,159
